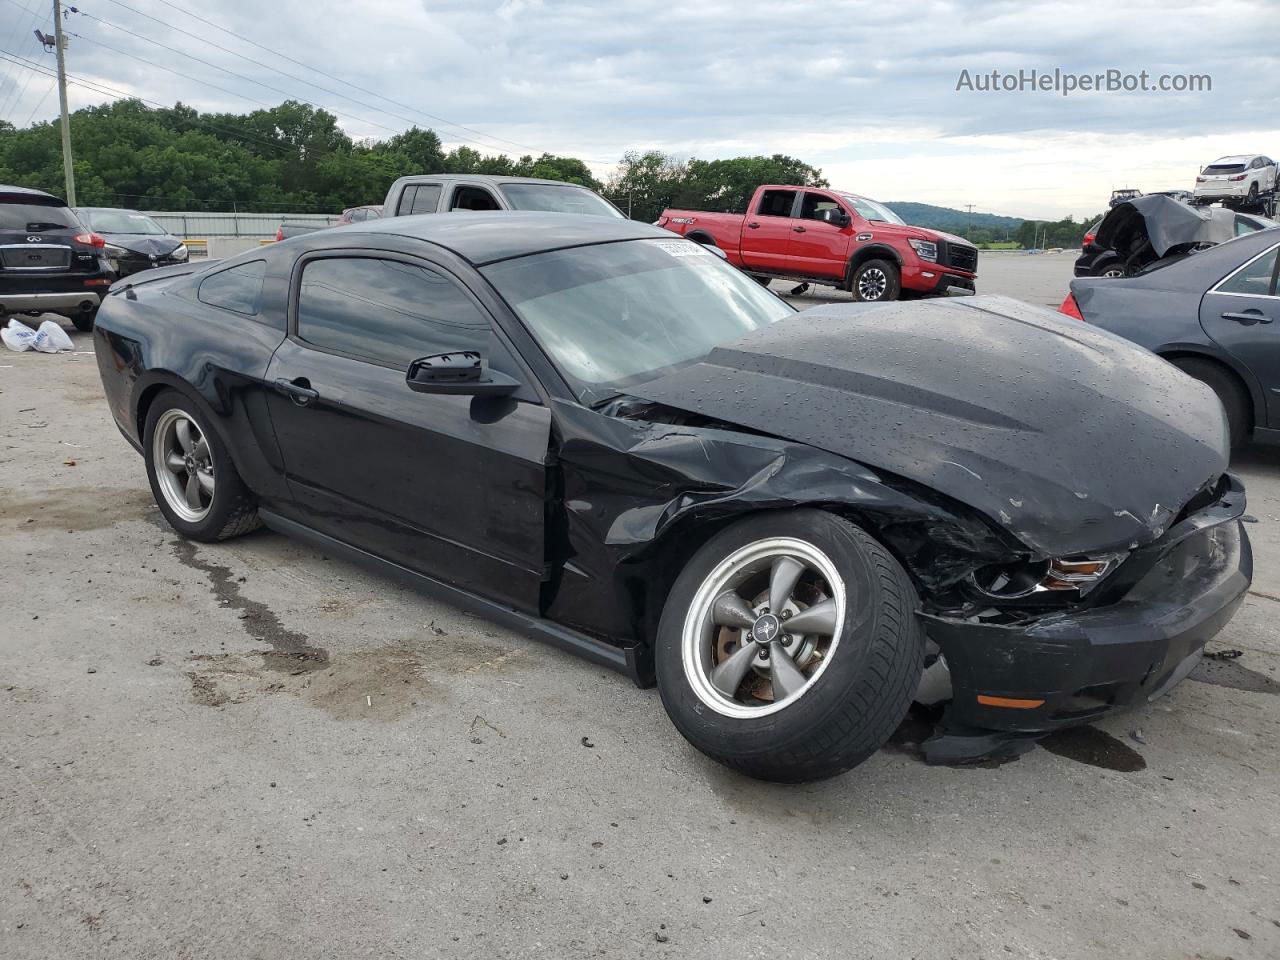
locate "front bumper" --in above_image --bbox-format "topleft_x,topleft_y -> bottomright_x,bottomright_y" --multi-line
902,262 -> 977,296
111,254 -> 187,278
922,479 -> 1251,732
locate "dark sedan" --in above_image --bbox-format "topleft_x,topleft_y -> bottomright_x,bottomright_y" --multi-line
1064,226 -> 1280,449
75,207 -> 189,278
93,212 -> 1250,781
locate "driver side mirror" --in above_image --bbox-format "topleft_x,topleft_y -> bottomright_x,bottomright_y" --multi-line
816,208 -> 851,227
406,351 -> 519,396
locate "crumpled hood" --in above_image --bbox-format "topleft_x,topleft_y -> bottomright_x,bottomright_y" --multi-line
631,295 -> 1229,557
101,233 -> 183,257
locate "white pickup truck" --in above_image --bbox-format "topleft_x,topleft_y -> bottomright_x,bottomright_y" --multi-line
382,174 -> 622,219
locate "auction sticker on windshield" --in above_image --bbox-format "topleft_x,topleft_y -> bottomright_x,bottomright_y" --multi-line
651,239 -> 713,258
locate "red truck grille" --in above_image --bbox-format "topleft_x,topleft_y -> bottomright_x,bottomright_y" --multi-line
943,242 -> 978,273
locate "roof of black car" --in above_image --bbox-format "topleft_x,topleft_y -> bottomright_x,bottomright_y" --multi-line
343,211 -> 673,265
0,184 -> 64,202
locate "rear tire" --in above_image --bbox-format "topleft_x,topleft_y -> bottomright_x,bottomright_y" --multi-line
143,389 -> 262,541
1171,357 -> 1250,449
72,309 -> 97,333
850,259 -> 900,302
655,509 -> 924,782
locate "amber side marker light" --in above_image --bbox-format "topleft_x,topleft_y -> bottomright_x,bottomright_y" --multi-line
976,695 -> 1046,709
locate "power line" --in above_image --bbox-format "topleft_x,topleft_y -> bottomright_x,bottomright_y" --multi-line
148,0 -> 567,158
67,28 -> 301,114
23,74 -> 56,125
0,49 -> 307,157
89,0 -> 526,155
0,0 -> 44,121
68,7 -> 408,137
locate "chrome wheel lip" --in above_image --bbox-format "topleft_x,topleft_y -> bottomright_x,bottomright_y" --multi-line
681,537 -> 846,719
152,408 -> 215,523
858,268 -> 888,300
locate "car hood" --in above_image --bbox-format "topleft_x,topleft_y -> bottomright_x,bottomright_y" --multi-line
100,233 -> 183,256
870,222 -> 970,247
630,295 -> 1229,557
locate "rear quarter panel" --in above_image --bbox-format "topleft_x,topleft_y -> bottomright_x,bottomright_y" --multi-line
658,210 -> 748,262
93,265 -> 292,501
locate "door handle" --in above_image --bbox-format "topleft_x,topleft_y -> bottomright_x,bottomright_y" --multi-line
746,221 -> 761,229
274,377 -> 320,406
1221,310 -> 1273,325
793,226 -> 807,233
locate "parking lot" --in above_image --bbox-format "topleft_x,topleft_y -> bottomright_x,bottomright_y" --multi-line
2,251 -> 1278,959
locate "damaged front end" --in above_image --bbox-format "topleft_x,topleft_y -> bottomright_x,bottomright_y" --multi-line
541,398 -> 1024,681
918,473 -> 1250,747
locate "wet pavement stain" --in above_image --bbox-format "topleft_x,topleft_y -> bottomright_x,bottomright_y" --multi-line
1038,726 -> 1147,772
170,538 -> 329,673
0,486 -> 155,531
1190,657 -> 1280,696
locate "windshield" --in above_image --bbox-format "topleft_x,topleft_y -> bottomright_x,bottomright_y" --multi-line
0,200 -> 79,231
499,183 -> 623,218
839,194 -> 905,225
81,209 -> 167,235
1204,163 -> 1246,175
484,238 -> 794,401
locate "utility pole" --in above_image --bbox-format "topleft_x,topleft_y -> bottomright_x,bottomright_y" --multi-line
52,0 -> 75,205
965,203 -> 974,239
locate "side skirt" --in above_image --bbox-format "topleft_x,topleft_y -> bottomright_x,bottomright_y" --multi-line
258,509 -> 647,686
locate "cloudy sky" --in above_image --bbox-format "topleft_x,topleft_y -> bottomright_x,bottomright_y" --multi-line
1,0 -> 1277,218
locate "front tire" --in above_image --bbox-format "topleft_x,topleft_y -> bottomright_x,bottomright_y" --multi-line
850,259 -> 900,302
72,308 -> 97,332
1170,358 -> 1250,449
655,510 -> 924,782
143,389 -> 262,541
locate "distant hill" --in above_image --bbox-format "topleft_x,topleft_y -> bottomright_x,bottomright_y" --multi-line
884,202 -> 1024,234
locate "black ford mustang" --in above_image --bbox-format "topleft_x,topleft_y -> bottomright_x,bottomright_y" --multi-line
93,212 -> 1251,781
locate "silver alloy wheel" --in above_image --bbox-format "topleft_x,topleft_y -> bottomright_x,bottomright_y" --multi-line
1100,266 -> 1125,278
857,267 -> 888,300
152,408 -> 215,523
681,537 -> 846,719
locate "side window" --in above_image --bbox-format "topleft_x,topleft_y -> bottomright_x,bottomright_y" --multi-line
799,192 -> 844,221
450,186 -> 502,211
1235,216 -> 1262,237
296,257 -> 494,367
1217,247 -> 1279,297
197,260 -> 267,316
396,184 -> 441,216
755,189 -> 796,218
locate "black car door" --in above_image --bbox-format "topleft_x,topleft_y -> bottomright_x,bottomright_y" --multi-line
1199,240 -> 1280,425
263,249 -> 551,612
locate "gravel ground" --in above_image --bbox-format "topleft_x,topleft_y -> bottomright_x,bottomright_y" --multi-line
2,251 -> 1278,959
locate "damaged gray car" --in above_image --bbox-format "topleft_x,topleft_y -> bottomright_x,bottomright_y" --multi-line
93,213 -> 1251,782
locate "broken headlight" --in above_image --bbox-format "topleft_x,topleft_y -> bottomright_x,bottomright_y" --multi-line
971,554 -> 1125,601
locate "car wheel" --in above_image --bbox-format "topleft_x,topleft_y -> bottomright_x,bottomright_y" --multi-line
71,308 -> 97,333
1098,264 -> 1126,279
655,509 -> 924,782
1171,358 -> 1250,450
850,259 -> 900,302
143,389 -> 262,541
1248,183 -> 1259,204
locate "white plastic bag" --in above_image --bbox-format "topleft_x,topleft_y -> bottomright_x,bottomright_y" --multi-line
35,320 -> 74,353
1,319 -> 38,352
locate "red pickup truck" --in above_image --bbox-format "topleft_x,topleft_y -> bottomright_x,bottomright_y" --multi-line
657,185 -> 978,301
